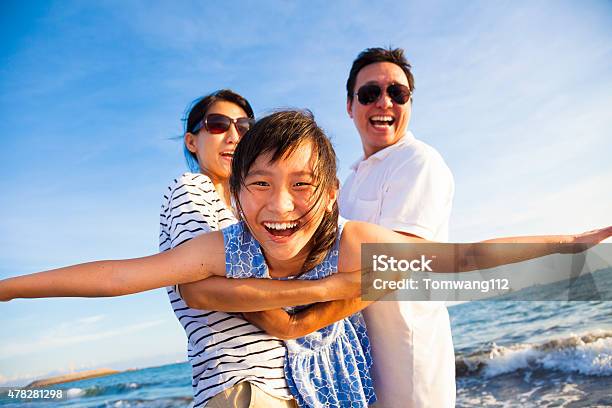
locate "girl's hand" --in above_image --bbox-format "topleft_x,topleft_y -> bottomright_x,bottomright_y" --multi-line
0,279 -> 14,302
574,226 -> 612,244
562,226 -> 612,253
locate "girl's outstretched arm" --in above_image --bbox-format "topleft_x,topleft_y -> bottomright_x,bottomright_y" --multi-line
244,223 -> 612,338
0,230 -> 226,301
346,222 -> 612,272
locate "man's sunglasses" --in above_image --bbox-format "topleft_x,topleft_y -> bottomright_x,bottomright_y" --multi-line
354,83 -> 412,105
192,113 -> 255,136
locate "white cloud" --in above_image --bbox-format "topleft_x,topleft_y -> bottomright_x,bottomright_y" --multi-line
452,170 -> 612,241
75,315 -> 106,325
0,320 -> 166,359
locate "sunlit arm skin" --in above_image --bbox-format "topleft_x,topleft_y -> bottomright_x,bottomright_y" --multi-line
244,298 -> 369,340
244,222 -> 612,339
0,231 -> 227,301
179,271 -> 361,312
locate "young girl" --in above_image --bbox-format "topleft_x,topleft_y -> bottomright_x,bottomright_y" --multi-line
1,110 -> 610,408
160,91 -> 356,408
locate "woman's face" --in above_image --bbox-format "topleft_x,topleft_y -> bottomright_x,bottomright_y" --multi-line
238,141 -> 337,268
185,100 -> 248,183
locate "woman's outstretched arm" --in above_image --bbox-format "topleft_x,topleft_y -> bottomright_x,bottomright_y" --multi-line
0,230 -> 226,301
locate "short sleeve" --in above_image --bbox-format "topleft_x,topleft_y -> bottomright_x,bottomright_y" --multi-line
379,148 -> 454,241
159,173 -> 218,251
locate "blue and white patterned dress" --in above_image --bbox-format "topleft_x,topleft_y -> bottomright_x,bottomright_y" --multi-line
222,218 -> 376,408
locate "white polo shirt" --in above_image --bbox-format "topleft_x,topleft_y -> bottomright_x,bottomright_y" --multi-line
339,131 -> 456,408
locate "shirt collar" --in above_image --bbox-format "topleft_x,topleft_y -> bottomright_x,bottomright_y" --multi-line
350,131 -> 415,170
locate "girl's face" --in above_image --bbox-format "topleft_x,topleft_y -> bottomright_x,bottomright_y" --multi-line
185,101 -> 248,183
238,141 -> 337,269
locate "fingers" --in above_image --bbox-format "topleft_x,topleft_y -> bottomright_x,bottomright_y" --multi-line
578,226 -> 612,243
594,226 -> 612,242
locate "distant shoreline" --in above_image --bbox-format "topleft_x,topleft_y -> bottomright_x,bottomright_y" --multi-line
26,368 -> 121,388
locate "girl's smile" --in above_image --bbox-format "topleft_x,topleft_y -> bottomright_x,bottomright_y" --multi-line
238,141 -> 336,275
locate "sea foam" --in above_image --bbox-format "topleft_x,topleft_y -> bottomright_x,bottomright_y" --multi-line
455,330 -> 612,378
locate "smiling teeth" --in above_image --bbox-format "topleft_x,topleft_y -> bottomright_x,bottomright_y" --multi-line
371,115 -> 393,121
264,221 -> 298,230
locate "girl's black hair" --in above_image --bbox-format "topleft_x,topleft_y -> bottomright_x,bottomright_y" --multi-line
230,110 -> 339,273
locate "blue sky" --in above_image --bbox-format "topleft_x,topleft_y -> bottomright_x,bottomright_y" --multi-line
1,1 -> 611,385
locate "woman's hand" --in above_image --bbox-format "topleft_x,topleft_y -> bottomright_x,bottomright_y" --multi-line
243,297 -> 370,340
242,309 -> 295,340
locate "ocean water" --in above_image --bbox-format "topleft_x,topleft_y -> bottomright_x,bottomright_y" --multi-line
2,272 -> 611,407
0,363 -> 193,407
450,267 -> 612,407
450,301 -> 612,407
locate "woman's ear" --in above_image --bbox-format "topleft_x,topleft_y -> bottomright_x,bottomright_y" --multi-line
184,132 -> 198,153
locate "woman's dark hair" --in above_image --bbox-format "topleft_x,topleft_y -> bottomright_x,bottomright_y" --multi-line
346,47 -> 415,102
182,89 -> 254,172
230,110 -> 339,274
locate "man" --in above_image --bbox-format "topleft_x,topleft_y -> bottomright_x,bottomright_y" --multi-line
339,47 -> 456,407
169,48 -> 456,407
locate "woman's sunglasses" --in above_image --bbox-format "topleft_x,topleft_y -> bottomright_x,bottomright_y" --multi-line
354,83 -> 412,105
192,113 -> 255,136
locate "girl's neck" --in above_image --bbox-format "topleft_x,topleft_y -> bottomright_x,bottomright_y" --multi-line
266,256 -> 305,279
265,247 -> 311,279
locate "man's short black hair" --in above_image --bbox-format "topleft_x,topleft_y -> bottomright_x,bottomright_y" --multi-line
346,47 -> 415,101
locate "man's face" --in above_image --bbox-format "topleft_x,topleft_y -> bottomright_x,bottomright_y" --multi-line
347,62 -> 412,158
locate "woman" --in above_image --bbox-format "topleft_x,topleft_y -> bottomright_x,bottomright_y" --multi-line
1,110 -> 610,407
163,89 -> 294,408
159,92 -> 355,408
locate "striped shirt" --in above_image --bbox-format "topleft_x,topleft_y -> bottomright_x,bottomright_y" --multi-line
159,172 -> 292,407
